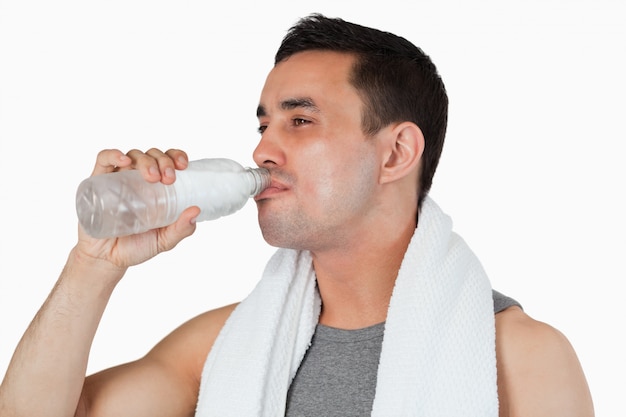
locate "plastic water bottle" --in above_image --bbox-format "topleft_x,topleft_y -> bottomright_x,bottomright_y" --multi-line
76,158 -> 270,238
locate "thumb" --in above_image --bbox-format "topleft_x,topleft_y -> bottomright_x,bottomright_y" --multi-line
157,206 -> 201,253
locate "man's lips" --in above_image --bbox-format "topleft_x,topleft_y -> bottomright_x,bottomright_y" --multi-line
254,180 -> 289,201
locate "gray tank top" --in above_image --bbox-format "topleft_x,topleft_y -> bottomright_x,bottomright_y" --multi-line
285,290 -> 520,416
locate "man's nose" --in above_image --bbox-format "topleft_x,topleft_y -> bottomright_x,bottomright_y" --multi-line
252,126 -> 286,168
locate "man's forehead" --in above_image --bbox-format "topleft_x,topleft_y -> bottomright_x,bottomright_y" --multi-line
257,53 -> 358,118
263,51 -> 354,88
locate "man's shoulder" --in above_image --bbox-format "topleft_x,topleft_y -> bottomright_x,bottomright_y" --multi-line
495,307 -> 594,416
146,302 -> 239,376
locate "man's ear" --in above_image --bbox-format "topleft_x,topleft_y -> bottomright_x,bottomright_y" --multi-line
379,121 -> 425,184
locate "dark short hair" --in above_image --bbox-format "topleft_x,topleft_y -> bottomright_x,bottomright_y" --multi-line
275,14 -> 448,207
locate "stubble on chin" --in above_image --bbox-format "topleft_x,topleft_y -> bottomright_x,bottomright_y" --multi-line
257,202 -> 308,250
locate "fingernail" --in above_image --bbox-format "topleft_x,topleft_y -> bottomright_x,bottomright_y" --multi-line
149,165 -> 159,176
165,167 -> 175,178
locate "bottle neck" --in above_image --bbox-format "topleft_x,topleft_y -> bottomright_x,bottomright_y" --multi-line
245,167 -> 271,196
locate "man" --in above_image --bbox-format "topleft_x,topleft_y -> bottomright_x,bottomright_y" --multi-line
0,14 -> 593,417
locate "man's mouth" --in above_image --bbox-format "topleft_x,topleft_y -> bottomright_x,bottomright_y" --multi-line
254,179 -> 289,201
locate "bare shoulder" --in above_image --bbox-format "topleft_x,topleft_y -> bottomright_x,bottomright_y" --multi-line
495,306 -> 594,417
144,302 -> 239,384
81,303 -> 238,416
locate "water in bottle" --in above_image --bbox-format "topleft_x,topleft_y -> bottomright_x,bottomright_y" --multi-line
76,158 -> 270,238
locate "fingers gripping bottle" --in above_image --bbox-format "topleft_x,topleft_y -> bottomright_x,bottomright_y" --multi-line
76,158 -> 270,238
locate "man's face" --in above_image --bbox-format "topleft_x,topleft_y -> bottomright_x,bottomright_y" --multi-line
253,50 -> 383,252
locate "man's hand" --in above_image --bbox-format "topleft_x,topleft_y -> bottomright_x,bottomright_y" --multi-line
74,148 -> 201,270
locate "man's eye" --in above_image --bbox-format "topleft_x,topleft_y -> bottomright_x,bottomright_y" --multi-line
257,125 -> 267,134
293,118 -> 310,126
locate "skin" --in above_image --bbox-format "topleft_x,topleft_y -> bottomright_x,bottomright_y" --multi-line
0,51 -> 594,417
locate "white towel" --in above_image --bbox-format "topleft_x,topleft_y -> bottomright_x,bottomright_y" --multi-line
195,197 -> 498,416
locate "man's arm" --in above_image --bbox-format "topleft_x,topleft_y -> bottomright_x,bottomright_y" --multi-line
0,251 -> 126,417
496,306 -> 594,417
0,148 -> 202,417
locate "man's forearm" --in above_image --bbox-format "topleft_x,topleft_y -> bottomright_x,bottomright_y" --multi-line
0,248 -> 125,417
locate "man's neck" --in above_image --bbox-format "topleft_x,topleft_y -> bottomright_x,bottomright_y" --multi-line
311,219 -> 416,329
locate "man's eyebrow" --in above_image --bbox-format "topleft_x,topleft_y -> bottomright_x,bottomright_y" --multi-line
281,97 -> 320,112
256,97 -> 320,118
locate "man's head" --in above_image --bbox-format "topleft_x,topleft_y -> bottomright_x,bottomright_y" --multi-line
274,14 -> 448,207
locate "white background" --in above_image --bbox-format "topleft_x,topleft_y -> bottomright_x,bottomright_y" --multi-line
1,0 -> 624,414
